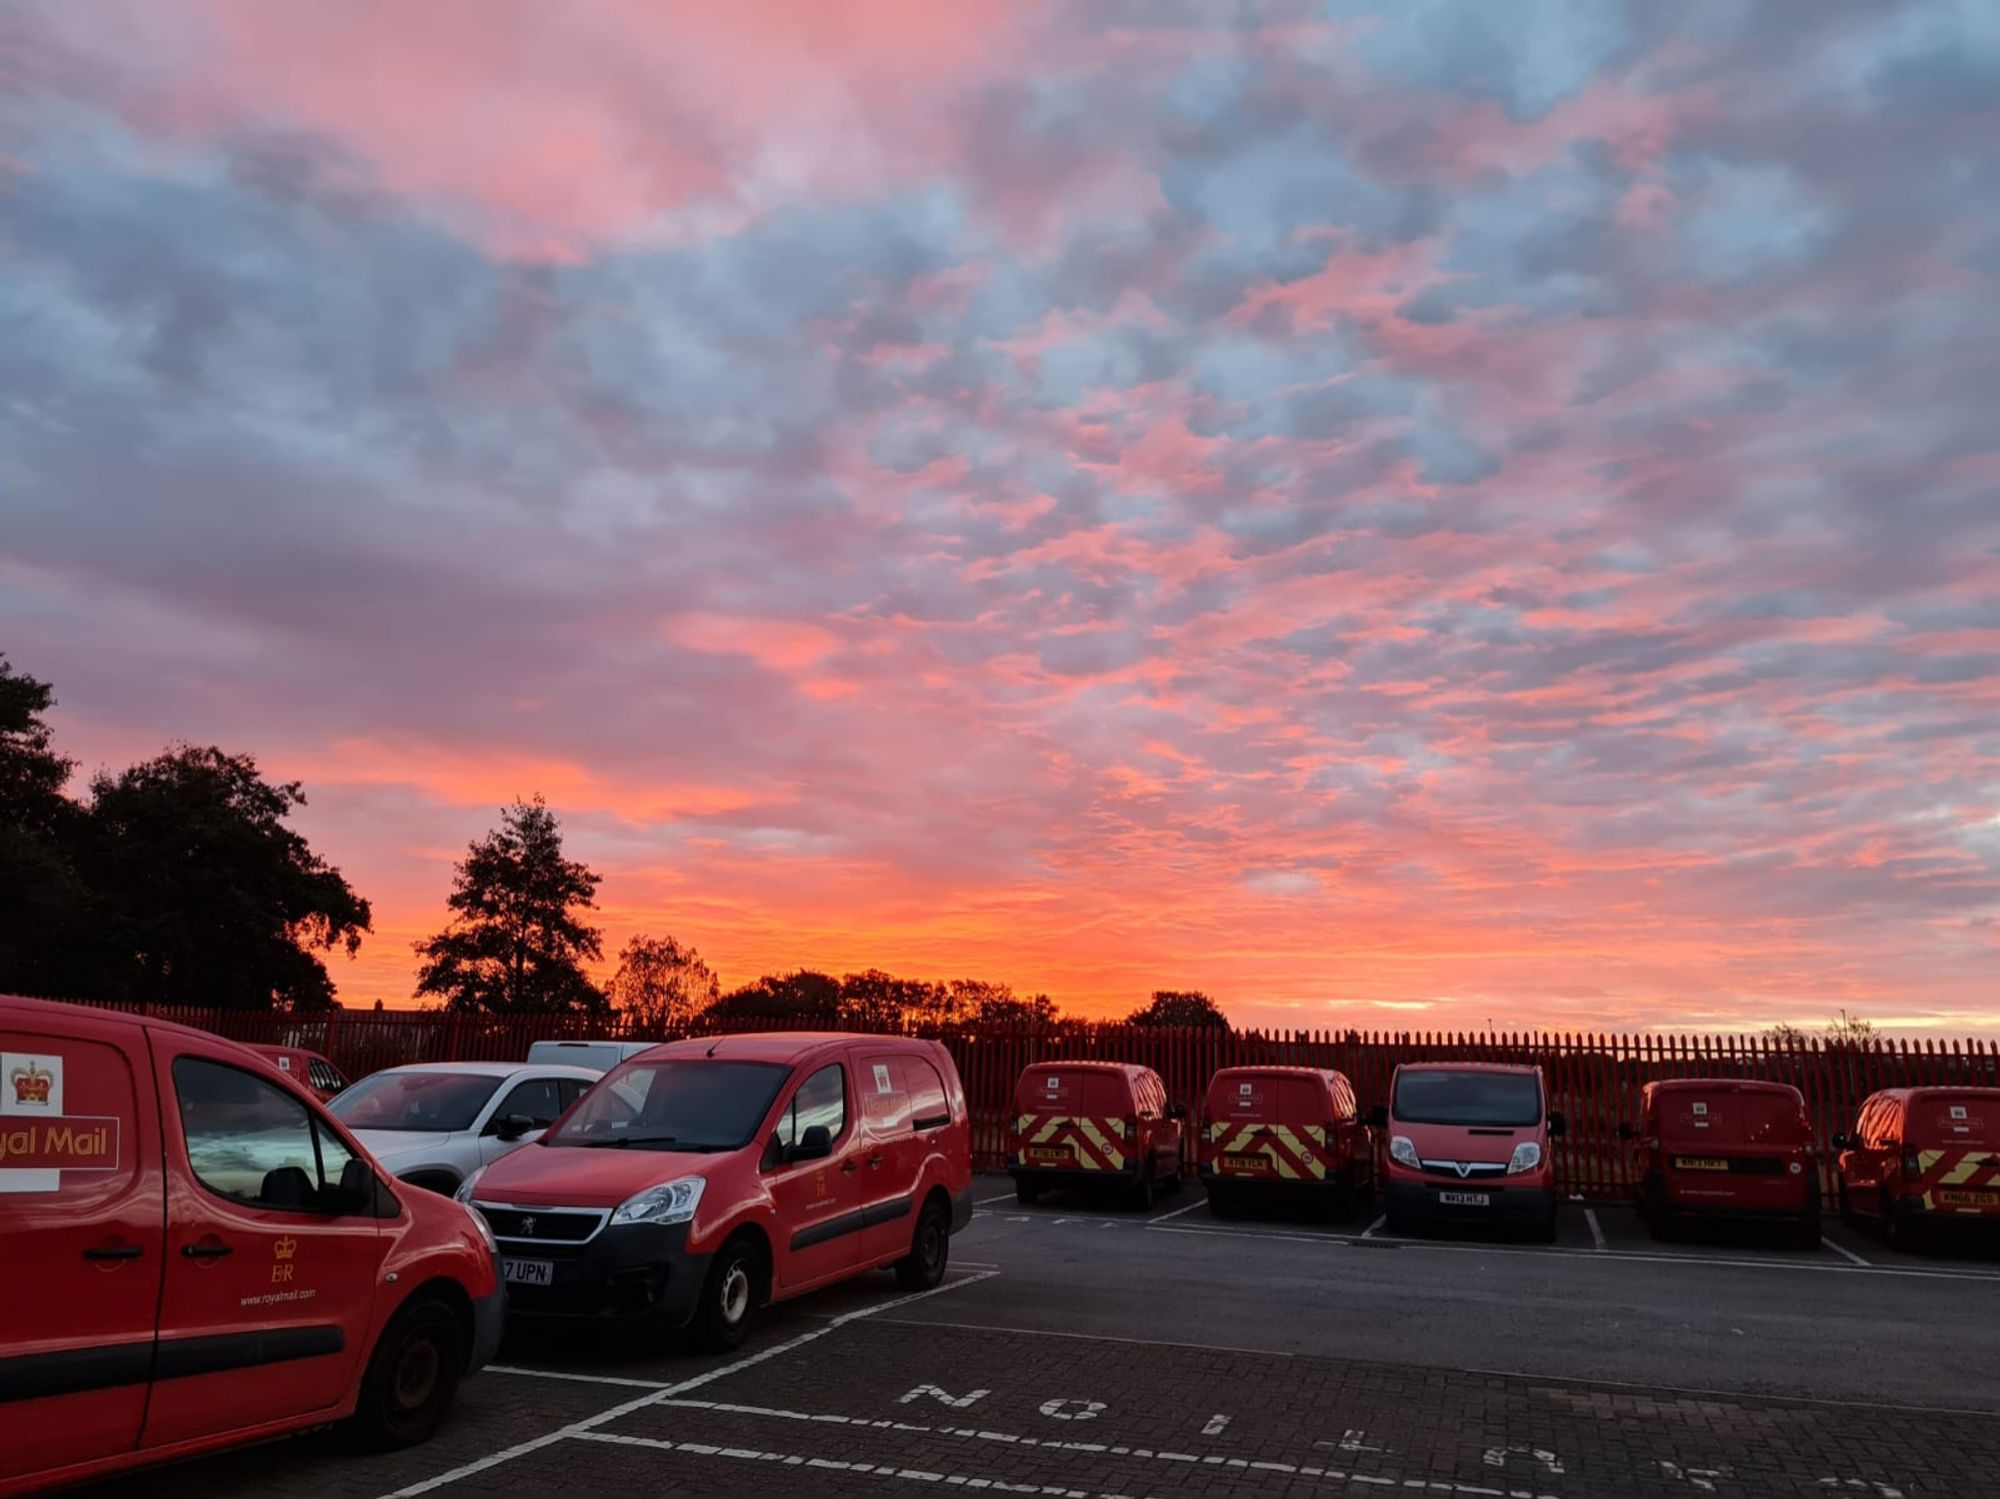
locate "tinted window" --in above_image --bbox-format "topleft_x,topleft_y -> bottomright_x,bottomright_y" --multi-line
907,1059 -> 950,1127
491,1077 -> 564,1130
550,1060 -> 789,1151
1392,1070 -> 1542,1127
776,1064 -> 848,1150
174,1057 -> 360,1213
330,1071 -> 501,1132
557,1078 -> 591,1111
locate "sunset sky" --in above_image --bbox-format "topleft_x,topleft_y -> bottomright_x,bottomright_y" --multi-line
3,2 -> 1997,1034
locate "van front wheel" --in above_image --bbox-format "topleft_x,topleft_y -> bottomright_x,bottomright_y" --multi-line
896,1198 -> 951,1290
349,1297 -> 464,1451
691,1236 -> 762,1352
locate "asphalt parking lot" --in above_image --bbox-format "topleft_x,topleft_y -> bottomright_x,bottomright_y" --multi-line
81,1174 -> 2000,1499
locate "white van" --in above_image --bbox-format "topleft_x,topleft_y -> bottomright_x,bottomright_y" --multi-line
524,1038 -> 663,1074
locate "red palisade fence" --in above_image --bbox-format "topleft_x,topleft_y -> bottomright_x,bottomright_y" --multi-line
56,1001 -> 2000,1202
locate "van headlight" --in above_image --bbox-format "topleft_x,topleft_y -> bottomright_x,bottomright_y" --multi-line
1389,1135 -> 1420,1169
454,1166 -> 486,1206
464,1203 -> 498,1255
1508,1141 -> 1543,1175
612,1176 -> 706,1227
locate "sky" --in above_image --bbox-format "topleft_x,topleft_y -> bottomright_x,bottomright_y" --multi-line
2,2 -> 1997,1036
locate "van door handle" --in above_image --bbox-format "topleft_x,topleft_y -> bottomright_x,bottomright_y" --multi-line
181,1240 -> 233,1260
840,1160 -> 861,1174
867,1154 -> 884,1168
84,1243 -> 144,1262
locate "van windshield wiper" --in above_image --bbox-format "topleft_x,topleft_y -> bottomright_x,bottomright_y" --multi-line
578,1134 -> 674,1148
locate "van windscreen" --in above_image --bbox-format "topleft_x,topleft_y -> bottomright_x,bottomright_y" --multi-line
1913,1094 -> 1997,1147
549,1060 -> 789,1150
1393,1070 -> 1540,1127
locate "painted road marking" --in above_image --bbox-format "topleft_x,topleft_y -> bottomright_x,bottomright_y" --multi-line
1360,1214 -> 1387,1238
1202,1413 -> 1231,1436
1148,1198 -> 1207,1223
876,1314 -> 1295,1359
977,1190 -> 1022,1205
1146,1222 -> 2000,1282
1824,1237 -> 1871,1267
1585,1208 -> 1607,1251
381,1269 -> 999,1497
608,1398 -> 1562,1498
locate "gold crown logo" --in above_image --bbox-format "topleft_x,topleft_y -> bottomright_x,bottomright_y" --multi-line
9,1062 -> 51,1106
273,1236 -> 298,1261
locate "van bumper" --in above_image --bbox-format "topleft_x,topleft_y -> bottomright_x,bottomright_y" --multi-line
467,1285 -> 506,1374
491,1221 -> 712,1331
1199,1164 -> 1352,1200
1386,1178 -> 1554,1228
950,1186 -> 974,1233
1008,1163 -> 1139,1189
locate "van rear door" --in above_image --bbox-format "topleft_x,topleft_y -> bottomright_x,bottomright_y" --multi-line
1909,1093 -> 2000,1213
0,1006 -> 164,1481
1208,1075 -> 1330,1182
1658,1088 -> 1804,1206
1015,1071 -> 1131,1172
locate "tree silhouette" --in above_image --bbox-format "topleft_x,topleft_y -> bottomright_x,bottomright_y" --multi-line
87,745 -> 371,1009
1125,989 -> 1230,1028
414,797 -> 605,1015
947,979 -> 1057,1027
608,933 -> 719,1034
707,969 -> 843,1025
0,656 -> 89,995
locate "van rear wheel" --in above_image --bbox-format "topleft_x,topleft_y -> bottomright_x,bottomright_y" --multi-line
1015,1178 -> 1041,1206
1132,1158 -> 1157,1211
349,1297 -> 464,1451
896,1198 -> 951,1290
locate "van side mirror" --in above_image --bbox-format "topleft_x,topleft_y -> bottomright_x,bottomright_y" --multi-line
331,1158 -> 381,1215
1615,1122 -> 1637,1142
1366,1104 -> 1388,1129
1829,1132 -> 1850,1151
493,1113 -> 538,1143
1547,1111 -> 1567,1138
786,1124 -> 833,1164
1166,1104 -> 1188,1122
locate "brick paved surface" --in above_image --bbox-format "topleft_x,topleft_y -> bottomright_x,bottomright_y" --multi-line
69,1187 -> 2000,1499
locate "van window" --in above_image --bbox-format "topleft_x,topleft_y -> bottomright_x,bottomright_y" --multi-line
1330,1076 -> 1357,1121
776,1064 -> 848,1150
1392,1069 -> 1541,1127
173,1057 -> 360,1213
489,1077 -> 564,1131
550,1060 -> 789,1150
1017,1070 -> 1129,1115
1912,1094 -> 1996,1147
906,1058 -> 951,1128
307,1059 -> 347,1095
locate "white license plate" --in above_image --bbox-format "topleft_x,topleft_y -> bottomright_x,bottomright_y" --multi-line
1438,1191 -> 1490,1207
502,1258 -> 554,1286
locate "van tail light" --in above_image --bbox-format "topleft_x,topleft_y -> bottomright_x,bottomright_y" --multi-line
1123,1114 -> 1139,1140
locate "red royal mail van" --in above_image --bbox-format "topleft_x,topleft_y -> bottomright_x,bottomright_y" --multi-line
461,1033 -> 973,1350
1007,1061 -> 1186,1207
1620,1079 -> 1820,1247
1834,1086 -> 2000,1250
1,996 -> 502,1498
1200,1066 -> 1373,1219
247,1044 -> 350,1103
1373,1062 -> 1564,1240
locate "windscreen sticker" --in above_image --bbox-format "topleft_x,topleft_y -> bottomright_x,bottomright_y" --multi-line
1046,1076 -> 1060,1091
1951,1106 -> 1968,1120
276,1055 -> 292,1071
1692,1101 -> 1708,1116
874,1063 -> 893,1095
1240,1083 -> 1253,1096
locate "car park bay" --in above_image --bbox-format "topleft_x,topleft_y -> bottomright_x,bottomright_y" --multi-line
73,1172 -> 2000,1499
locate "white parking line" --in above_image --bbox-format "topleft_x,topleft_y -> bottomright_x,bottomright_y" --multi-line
872,1314 -> 1294,1359
381,1269 -> 999,1497
1824,1237 -> 1871,1267
976,1190 -> 1022,1205
571,1409 -> 1563,1499
1148,1198 -> 1208,1224
1361,1214 -> 1387,1238
1584,1208 -> 1607,1251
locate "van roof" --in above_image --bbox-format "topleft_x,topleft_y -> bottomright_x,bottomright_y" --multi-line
0,993 -> 257,1049
1210,1065 -> 1337,1081
1647,1078 -> 1802,1099
1861,1086 -> 2000,1105
1021,1060 -> 1145,1076
642,1032 -> 930,1065
1392,1061 -> 1541,1077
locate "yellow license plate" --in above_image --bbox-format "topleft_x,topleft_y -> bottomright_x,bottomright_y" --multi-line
1938,1189 -> 1999,1208
1673,1157 -> 1729,1171
1219,1153 -> 1268,1172
1025,1146 -> 1071,1164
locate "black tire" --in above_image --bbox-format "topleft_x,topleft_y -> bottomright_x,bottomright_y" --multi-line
1648,1211 -> 1677,1243
896,1198 -> 951,1291
1205,1184 -> 1233,1218
347,1297 -> 465,1451
1536,1209 -> 1559,1245
1384,1206 -> 1416,1238
1796,1214 -> 1823,1251
1882,1195 -> 1923,1255
1015,1178 -> 1041,1206
1837,1181 -> 1859,1228
1162,1158 -> 1186,1194
690,1235 -> 762,1352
